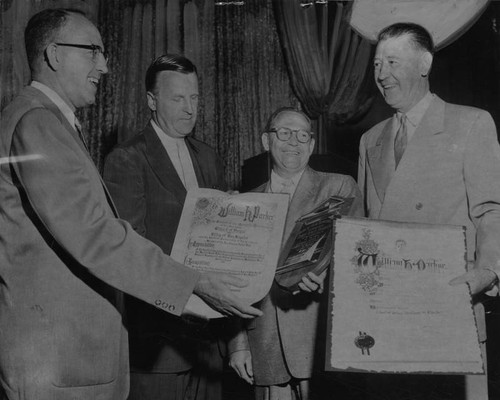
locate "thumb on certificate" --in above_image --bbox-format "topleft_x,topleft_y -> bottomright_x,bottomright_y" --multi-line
448,272 -> 470,286
449,269 -> 498,295
219,273 -> 250,289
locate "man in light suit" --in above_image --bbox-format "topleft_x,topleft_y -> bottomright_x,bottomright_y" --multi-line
228,107 -> 363,400
358,22 -> 500,400
104,54 -> 227,400
0,9 -> 260,400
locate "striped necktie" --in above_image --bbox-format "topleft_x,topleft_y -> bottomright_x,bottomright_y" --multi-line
394,113 -> 408,168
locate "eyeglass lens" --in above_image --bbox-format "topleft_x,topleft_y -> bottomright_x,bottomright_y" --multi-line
274,128 -> 312,143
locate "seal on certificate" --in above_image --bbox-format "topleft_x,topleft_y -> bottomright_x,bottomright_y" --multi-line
355,331 -> 375,355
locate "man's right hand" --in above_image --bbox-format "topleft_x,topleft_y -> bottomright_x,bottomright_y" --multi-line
229,350 -> 254,385
193,272 -> 263,319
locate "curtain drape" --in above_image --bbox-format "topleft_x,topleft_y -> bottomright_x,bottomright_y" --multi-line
0,0 -> 99,110
1,0 -> 297,188
273,0 -> 375,152
212,0 -> 298,187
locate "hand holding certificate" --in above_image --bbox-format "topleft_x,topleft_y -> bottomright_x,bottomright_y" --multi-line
171,188 -> 289,318
326,217 -> 484,374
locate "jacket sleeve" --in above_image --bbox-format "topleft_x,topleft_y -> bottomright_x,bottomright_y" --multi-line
463,110 -> 500,274
226,318 -> 251,354
11,108 -> 199,316
338,174 -> 364,218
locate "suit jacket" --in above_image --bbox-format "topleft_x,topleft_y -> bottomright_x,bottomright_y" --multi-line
103,123 -> 227,373
0,86 -> 199,400
358,95 -> 500,273
230,167 -> 362,386
359,95 -> 500,347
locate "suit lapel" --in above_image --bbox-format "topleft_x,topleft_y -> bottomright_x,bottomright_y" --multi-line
366,118 -> 395,204
379,96 -> 445,217
409,95 -> 445,141
32,87 -> 120,217
32,87 -> 90,159
283,167 -> 317,241
144,124 -> 187,205
386,96 -> 445,177
186,137 -> 206,187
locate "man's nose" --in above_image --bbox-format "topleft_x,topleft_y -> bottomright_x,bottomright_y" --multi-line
96,54 -> 108,74
377,63 -> 389,80
287,132 -> 299,145
183,99 -> 194,114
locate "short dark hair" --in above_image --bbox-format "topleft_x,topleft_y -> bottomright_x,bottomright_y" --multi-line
264,106 -> 312,133
145,54 -> 198,93
25,8 -> 85,72
378,23 -> 434,54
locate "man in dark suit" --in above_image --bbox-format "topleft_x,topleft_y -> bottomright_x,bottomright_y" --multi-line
0,9 -> 260,400
104,55 -> 227,400
228,107 -> 363,400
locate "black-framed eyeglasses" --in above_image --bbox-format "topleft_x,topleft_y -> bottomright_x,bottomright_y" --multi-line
269,127 -> 313,143
55,43 -> 108,63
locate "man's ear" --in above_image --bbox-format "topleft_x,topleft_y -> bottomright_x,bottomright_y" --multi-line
44,43 -> 60,71
147,92 -> 156,112
420,51 -> 433,77
308,137 -> 316,155
262,132 -> 270,152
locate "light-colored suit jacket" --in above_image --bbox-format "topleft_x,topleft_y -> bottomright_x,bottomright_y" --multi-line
229,166 -> 362,386
359,95 -> 500,347
0,86 -> 199,400
358,95 -> 500,272
103,123 -> 226,373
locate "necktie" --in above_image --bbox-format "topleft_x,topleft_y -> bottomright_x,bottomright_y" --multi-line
394,113 -> 408,168
74,118 -> 89,151
280,179 -> 294,195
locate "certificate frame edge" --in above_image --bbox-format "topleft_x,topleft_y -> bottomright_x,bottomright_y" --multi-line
324,216 -> 485,375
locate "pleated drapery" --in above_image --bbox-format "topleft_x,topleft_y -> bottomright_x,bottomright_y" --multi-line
273,0 -> 375,152
1,0 -> 296,188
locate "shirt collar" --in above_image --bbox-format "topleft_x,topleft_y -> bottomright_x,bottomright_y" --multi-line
150,119 -> 185,145
31,81 -> 77,130
270,169 -> 304,187
402,91 -> 434,128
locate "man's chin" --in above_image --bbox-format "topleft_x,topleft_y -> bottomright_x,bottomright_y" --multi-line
176,126 -> 195,136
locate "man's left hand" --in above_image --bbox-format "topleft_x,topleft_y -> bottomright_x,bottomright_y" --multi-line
297,270 -> 327,294
449,268 -> 498,295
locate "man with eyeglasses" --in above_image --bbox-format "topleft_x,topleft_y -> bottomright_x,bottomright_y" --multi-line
0,8 -> 261,400
228,107 -> 362,400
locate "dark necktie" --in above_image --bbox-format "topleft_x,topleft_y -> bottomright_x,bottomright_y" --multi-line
74,118 -> 89,151
394,113 -> 408,168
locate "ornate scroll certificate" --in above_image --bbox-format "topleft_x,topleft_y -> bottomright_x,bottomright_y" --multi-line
326,217 -> 484,374
171,188 -> 289,319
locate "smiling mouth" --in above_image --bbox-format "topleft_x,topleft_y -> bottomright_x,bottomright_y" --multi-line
88,77 -> 99,88
381,83 -> 396,91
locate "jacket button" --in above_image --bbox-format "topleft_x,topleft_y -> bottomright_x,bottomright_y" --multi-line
415,202 -> 423,210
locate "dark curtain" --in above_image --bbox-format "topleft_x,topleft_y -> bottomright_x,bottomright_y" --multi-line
213,0 -> 298,187
0,0 -> 99,110
273,0 -> 374,152
84,0 -> 297,188
1,0 -> 296,188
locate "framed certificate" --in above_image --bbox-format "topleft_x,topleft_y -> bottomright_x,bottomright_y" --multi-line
326,217 -> 484,374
